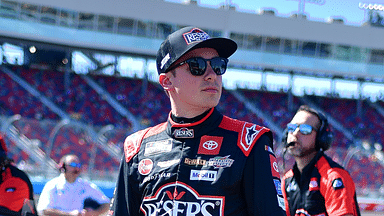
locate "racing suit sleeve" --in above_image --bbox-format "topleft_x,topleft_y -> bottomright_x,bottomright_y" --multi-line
320,168 -> 360,216
0,174 -> 31,213
108,155 -> 140,216
243,134 -> 286,216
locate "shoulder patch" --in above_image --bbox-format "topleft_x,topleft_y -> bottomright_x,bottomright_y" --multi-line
219,116 -> 270,156
238,122 -> 270,156
124,123 -> 167,163
332,178 -> 344,190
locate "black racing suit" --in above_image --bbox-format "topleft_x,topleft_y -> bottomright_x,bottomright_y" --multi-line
109,108 -> 286,216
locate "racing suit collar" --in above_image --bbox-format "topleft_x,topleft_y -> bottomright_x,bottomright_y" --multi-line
171,109 -> 211,124
167,108 -> 222,139
168,108 -> 215,127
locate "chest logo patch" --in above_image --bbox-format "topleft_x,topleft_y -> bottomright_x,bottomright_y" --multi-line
173,128 -> 194,138
144,139 -> 173,156
198,135 -> 223,155
309,177 -> 319,191
207,155 -> 234,169
138,159 -> 154,175
157,159 -> 180,168
190,170 -> 217,181
141,182 -> 224,216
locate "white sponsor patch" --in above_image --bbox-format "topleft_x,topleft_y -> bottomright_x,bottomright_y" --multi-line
190,170 -> 217,182
157,159 -> 180,168
277,195 -> 286,211
144,139 -> 172,156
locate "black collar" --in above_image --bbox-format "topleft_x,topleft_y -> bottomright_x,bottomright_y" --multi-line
171,109 -> 211,124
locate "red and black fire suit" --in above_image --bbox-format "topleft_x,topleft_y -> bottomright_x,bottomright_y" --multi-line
282,150 -> 361,216
109,108 -> 285,216
0,164 -> 36,215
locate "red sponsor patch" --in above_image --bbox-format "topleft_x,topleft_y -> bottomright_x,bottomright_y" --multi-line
197,136 -> 223,155
269,154 -> 280,178
138,159 -> 153,175
309,177 -> 319,191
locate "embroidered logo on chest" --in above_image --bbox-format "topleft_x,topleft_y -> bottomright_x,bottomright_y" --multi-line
309,177 -> 319,191
197,135 -> 223,155
138,159 -> 154,175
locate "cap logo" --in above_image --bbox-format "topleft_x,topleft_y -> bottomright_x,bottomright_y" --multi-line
160,53 -> 170,69
183,28 -> 210,45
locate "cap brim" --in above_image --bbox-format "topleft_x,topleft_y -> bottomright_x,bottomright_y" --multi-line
189,37 -> 237,59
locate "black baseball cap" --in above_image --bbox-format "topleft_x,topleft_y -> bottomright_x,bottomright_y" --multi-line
156,26 -> 237,75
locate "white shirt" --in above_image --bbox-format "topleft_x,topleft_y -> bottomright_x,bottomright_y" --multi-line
37,174 -> 110,214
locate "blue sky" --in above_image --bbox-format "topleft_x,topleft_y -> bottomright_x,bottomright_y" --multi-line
169,0 -> 377,26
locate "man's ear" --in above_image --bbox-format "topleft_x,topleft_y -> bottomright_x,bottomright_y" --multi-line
159,73 -> 173,91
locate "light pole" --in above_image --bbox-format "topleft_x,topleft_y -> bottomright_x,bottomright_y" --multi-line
45,119 -> 70,175
343,146 -> 360,169
88,124 -> 115,178
1,114 -> 21,132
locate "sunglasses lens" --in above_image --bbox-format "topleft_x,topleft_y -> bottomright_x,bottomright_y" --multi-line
299,124 -> 313,135
187,57 -> 228,76
210,57 -> 228,75
287,123 -> 313,135
188,58 -> 206,76
69,162 -> 81,168
287,123 -> 297,133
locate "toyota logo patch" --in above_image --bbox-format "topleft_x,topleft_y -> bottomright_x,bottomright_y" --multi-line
198,136 -> 223,155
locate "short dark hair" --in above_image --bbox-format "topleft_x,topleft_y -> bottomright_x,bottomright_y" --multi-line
297,105 -> 322,130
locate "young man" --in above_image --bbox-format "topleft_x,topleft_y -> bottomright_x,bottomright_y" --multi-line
37,154 -> 110,216
108,26 -> 286,215
0,134 -> 37,216
281,105 -> 361,216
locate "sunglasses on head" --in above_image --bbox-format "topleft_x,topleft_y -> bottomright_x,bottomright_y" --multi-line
287,123 -> 316,135
167,57 -> 228,76
68,162 -> 82,168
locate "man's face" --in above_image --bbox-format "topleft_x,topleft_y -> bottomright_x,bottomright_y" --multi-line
287,111 -> 319,157
65,156 -> 81,178
167,47 -> 222,112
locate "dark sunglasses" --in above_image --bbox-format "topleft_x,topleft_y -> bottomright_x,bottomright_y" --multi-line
68,162 -> 82,168
287,123 -> 316,135
167,57 -> 228,76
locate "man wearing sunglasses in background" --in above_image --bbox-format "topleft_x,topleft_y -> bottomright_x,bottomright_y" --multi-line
37,154 -> 110,216
281,105 -> 360,216
108,26 -> 286,216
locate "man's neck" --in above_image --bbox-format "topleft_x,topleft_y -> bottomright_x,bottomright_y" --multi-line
64,174 -> 77,183
170,103 -> 212,119
171,109 -> 211,124
295,151 -> 318,173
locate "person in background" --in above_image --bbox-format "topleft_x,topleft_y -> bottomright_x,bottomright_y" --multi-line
0,134 -> 37,216
37,154 -> 110,216
108,26 -> 286,216
281,105 -> 361,216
